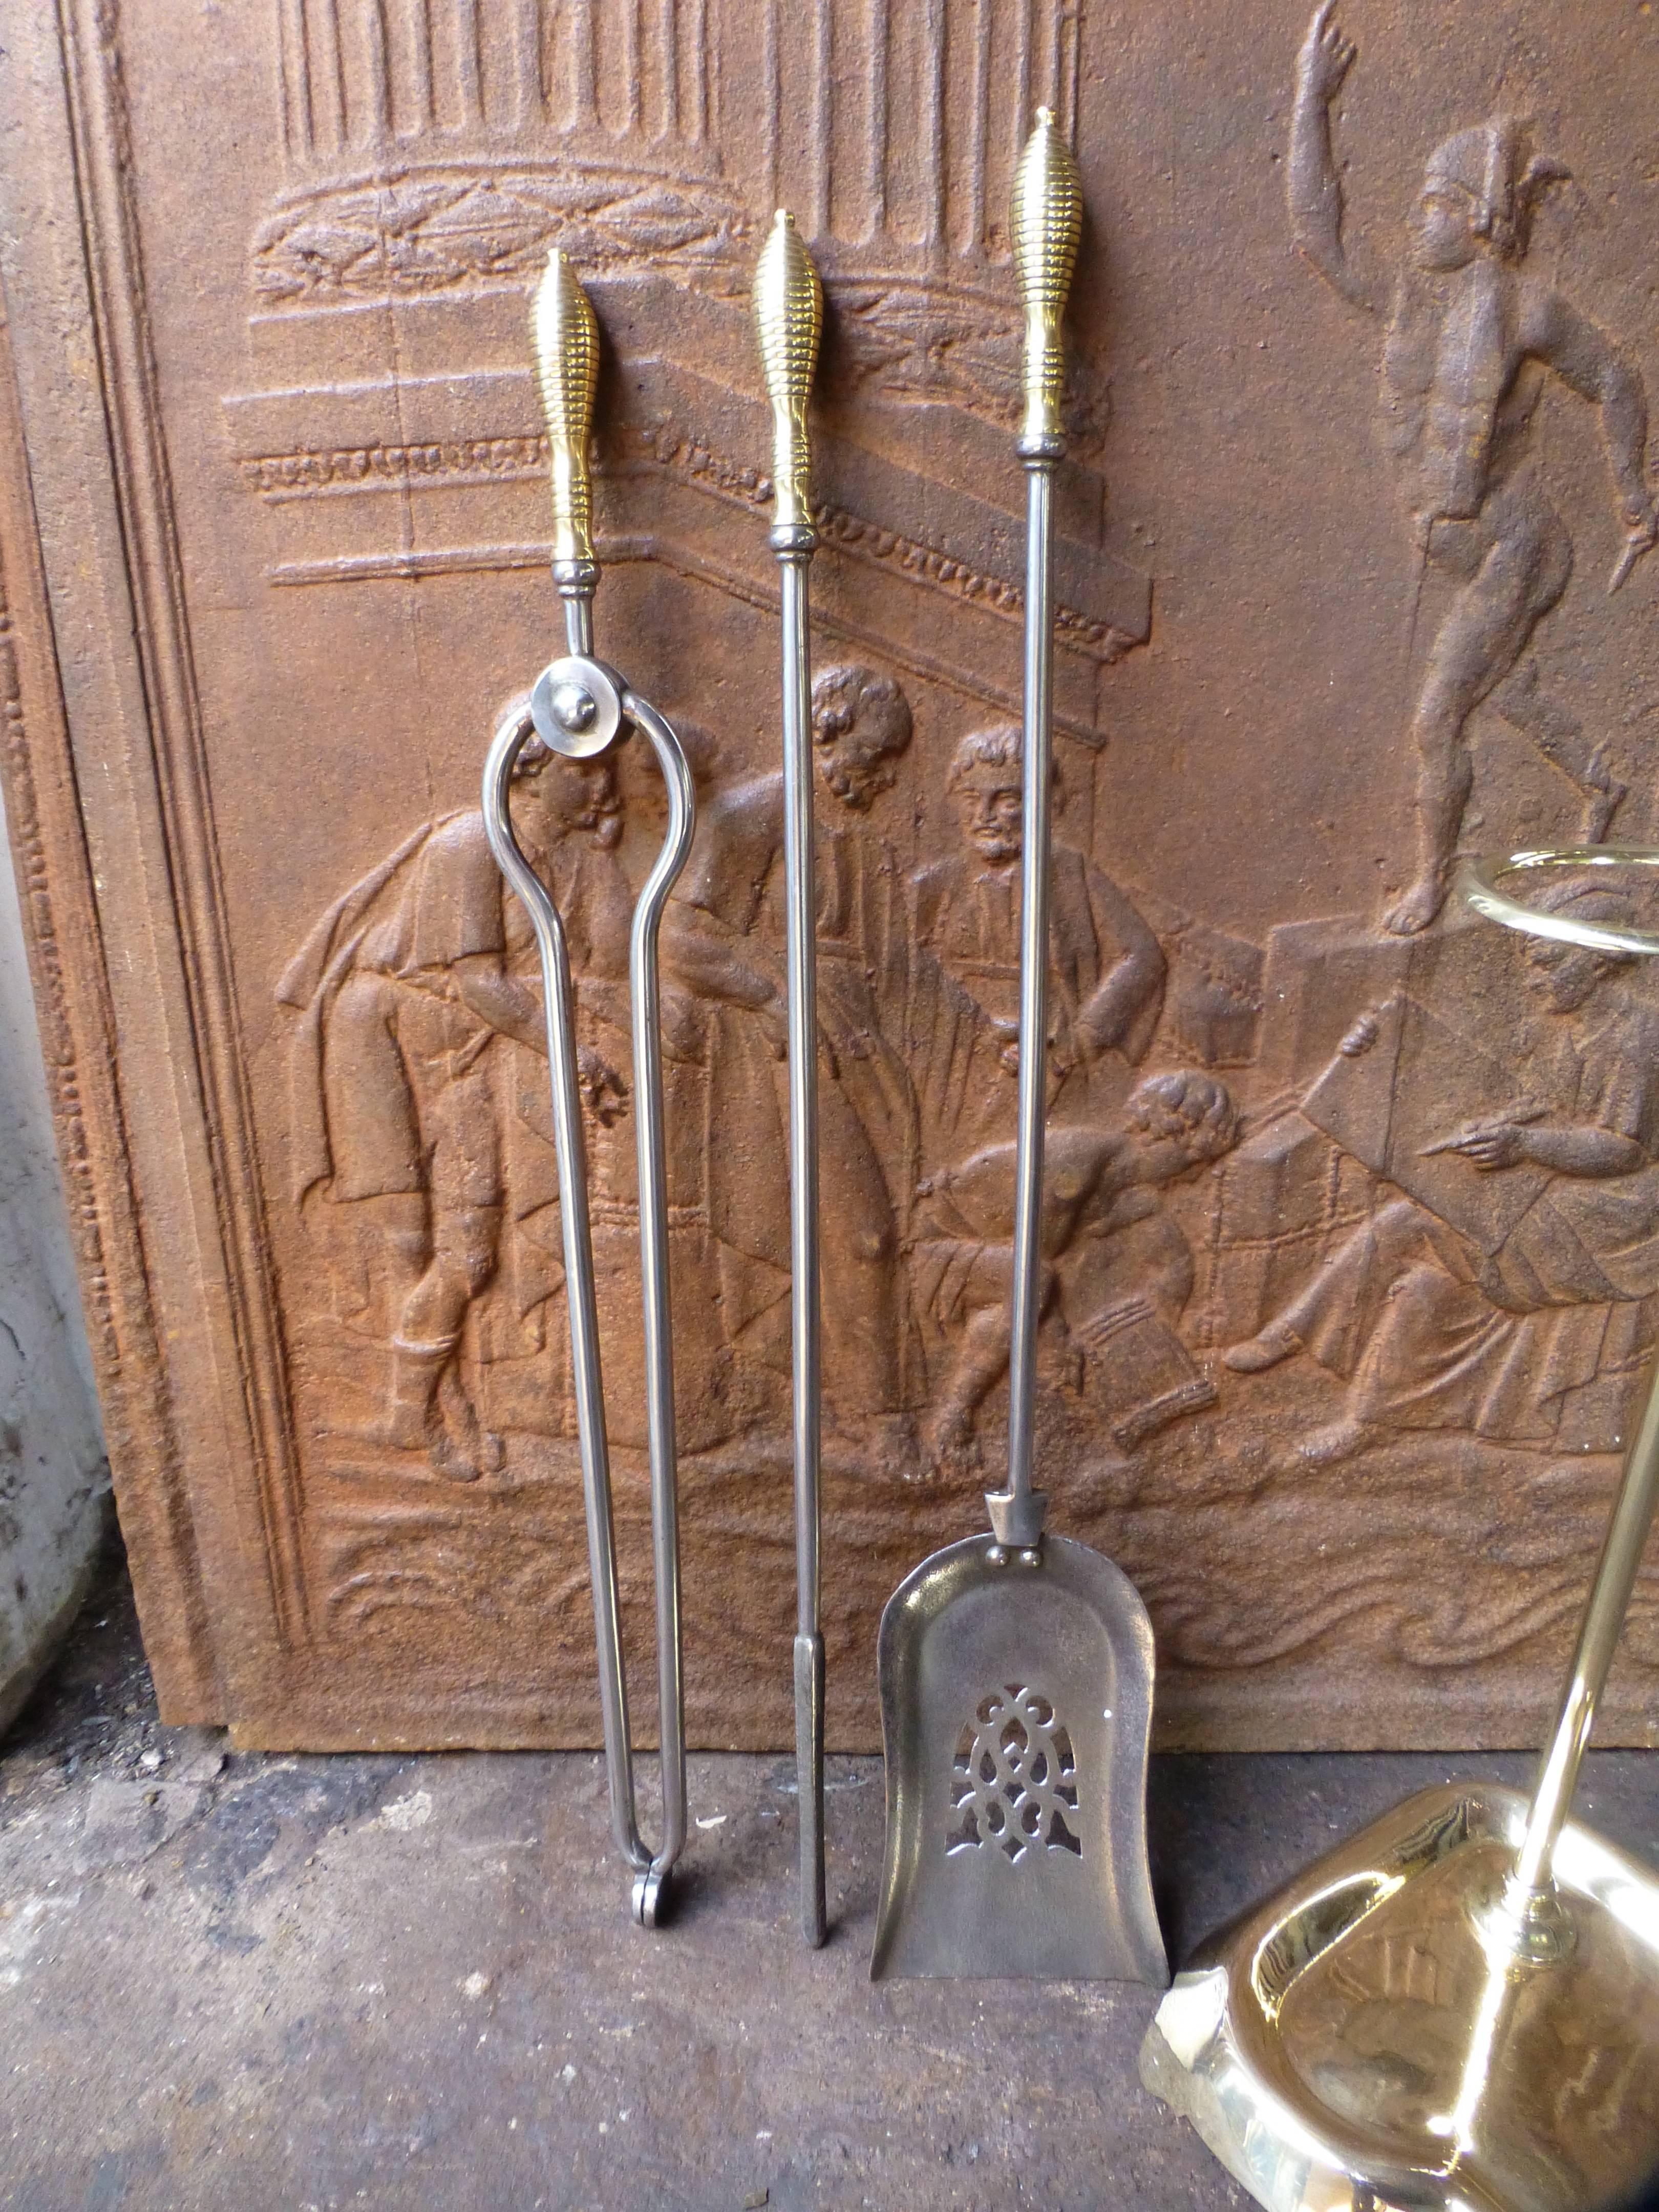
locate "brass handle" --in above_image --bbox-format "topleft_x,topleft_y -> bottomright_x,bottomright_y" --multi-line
1011,107 -> 1082,454
753,209 -> 824,534
531,247 -> 600,567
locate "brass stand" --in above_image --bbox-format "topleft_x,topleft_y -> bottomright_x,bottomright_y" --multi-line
1141,848 -> 1659,2212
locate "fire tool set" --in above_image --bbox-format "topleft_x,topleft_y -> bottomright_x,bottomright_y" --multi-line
478,111 -> 1659,2212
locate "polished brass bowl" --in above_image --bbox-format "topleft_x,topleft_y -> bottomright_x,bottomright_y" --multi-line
1142,1781 -> 1659,2210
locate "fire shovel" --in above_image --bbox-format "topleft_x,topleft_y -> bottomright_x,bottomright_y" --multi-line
869,112 -> 1167,1987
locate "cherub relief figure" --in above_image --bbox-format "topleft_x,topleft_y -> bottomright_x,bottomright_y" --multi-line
665,663 -> 923,1455
1225,881 -> 1659,1462
912,724 -> 1165,1111
1289,4 -> 1658,936
912,1070 -> 1238,1476
280,727 -> 632,1480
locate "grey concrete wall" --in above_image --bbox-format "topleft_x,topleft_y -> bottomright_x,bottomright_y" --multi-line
0,775 -> 108,1737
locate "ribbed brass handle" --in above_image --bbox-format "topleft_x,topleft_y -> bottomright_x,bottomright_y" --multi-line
753,210 -> 824,533
1011,108 -> 1082,453
531,248 -> 600,566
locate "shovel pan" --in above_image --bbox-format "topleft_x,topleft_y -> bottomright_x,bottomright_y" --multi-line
871,1532 -> 1164,1982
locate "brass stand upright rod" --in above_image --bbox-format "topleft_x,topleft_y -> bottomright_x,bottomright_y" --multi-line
1513,1351 -> 1659,1902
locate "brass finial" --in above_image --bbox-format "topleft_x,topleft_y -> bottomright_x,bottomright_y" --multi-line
531,248 -> 600,566
1011,107 -> 1083,454
753,210 -> 824,534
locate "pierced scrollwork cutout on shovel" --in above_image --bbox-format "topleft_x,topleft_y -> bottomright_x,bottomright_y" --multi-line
947,1685 -> 1082,1863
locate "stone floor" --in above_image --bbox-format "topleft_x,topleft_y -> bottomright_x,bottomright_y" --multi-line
4,1538 -> 1658,2211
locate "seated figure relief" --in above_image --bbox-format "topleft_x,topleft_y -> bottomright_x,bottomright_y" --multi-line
1225,880 -> 1659,1465
664,662 -> 928,1461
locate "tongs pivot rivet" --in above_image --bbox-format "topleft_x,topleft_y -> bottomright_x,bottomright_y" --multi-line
550,681 -> 597,735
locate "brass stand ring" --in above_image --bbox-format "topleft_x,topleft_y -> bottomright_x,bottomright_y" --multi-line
1459,845 -> 1659,959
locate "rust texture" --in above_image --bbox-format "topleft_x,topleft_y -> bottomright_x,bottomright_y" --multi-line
0,2 -> 1657,1749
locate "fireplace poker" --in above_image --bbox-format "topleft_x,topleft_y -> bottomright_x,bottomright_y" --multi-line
753,209 -> 830,1949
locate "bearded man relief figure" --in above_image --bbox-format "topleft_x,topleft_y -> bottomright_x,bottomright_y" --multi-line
914,725 -> 1165,1118
663,663 -> 927,1467
1289,3 -> 1658,937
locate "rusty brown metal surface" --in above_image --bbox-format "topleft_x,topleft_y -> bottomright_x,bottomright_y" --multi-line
1,4 -> 1657,1749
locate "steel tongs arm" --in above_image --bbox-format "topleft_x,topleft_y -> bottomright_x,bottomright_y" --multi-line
482,701 -> 634,1860
623,690 -> 695,1905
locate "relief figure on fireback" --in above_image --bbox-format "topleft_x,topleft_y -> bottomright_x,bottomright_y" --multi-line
1227,879 -> 1659,1466
1289,2 -> 1657,935
278,642 -> 1238,1495
279,725 -> 633,1481
913,722 -> 1165,1117
914,1071 -> 1238,1478
1200,8 -> 1659,1483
